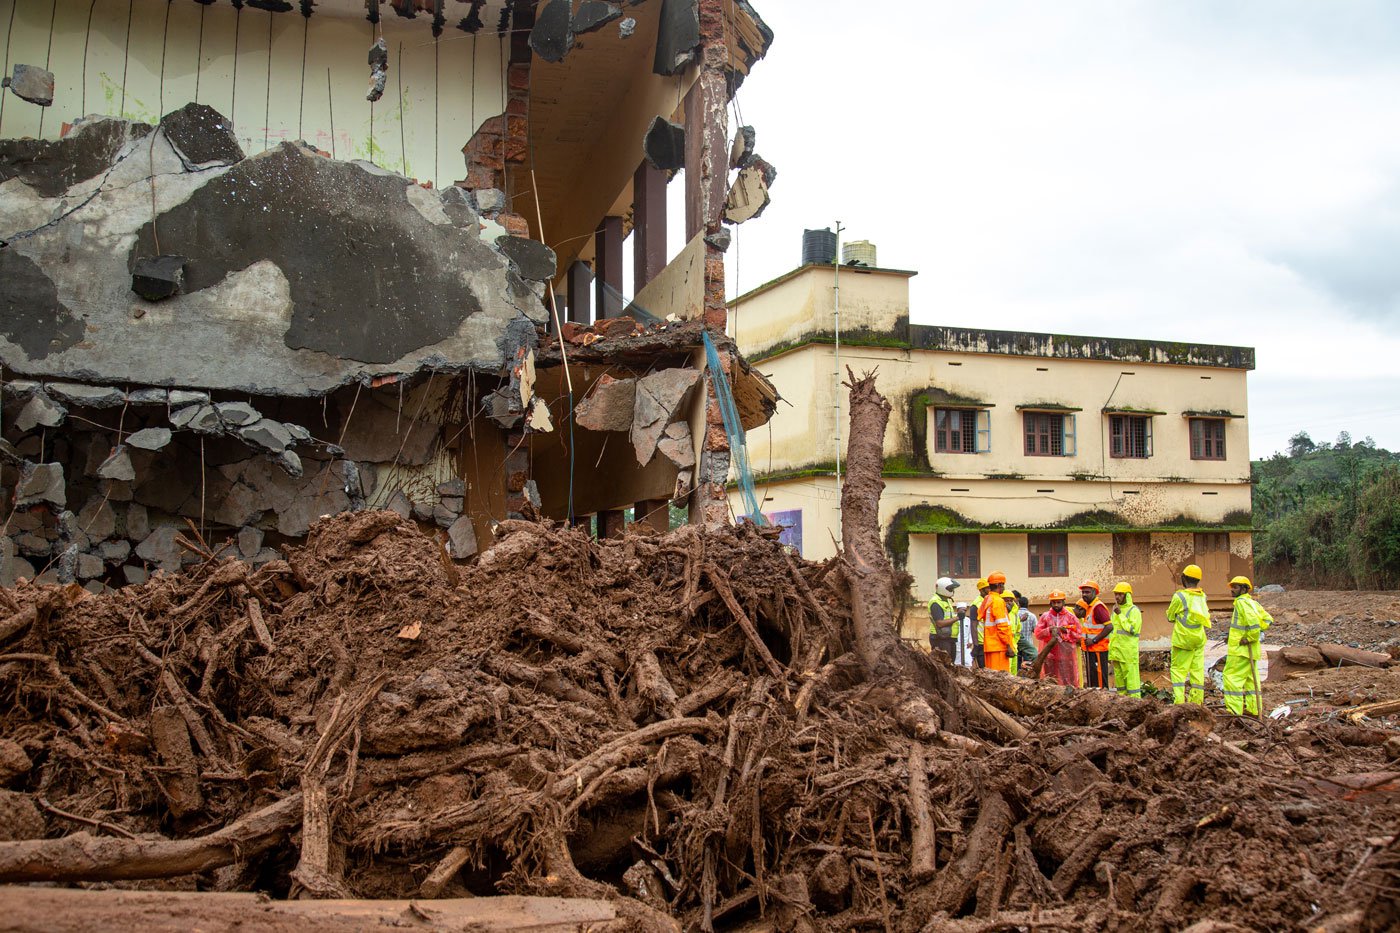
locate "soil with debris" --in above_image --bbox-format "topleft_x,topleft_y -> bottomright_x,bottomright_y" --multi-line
1257,589 -> 1400,654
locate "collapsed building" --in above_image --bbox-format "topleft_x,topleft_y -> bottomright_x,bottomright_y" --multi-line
0,0 -> 777,588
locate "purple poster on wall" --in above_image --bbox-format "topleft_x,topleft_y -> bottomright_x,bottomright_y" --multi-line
765,509 -> 803,553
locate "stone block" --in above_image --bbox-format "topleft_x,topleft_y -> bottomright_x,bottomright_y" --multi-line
631,368 -> 700,465
386,488 -> 412,519
125,503 -> 151,540
97,445 -> 136,482
15,391 -> 65,431
76,552 -> 104,580
131,255 -> 186,301
136,526 -> 183,572
16,462 -> 64,508
99,539 -> 131,562
446,515 -> 478,558
575,375 -> 636,433
6,64 -> 54,106
237,525 -> 264,559
14,533 -> 50,558
496,236 -> 557,282
432,503 -> 458,527
77,497 -> 117,540
122,564 -> 149,586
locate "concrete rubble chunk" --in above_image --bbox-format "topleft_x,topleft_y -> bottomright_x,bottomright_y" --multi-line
47,382 -> 125,408
437,479 -> 465,497
6,64 -> 55,107
211,482 -> 265,528
574,1 -> 622,33
439,495 -> 464,514
432,503 -> 458,528
724,158 -> 774,225
121,564 -> 149,586
2,380 -> 40,398
217,402 -> 261,426
446,515 -> 478,558
275,449 -> 303,477
237,418 -> 292,451
386,488 -> 412,519
136,526 -> 183,573
659,421 -> 695,469
131,255 -> 186,301
17,462 -> 65,508
187,405 -> 224,435
101,479 -> 134,502
169,404 -> 203,428
97,445 -> 136,482
125,503 -> 150,541
126,388 -> 169,405
496,236 -> 557,282
529,0 -> 574,63
704,228 -> 732,252
16,391 -> 65,431
15,534 -> 51,558
575,375 -> 636,433
473,188 -> 506,214
653,0 -> 699,75
76,552 -> 105,580
237,525 -> 264,559
729,125 -> 757,169
412,499 -> 434,524
126,427 -> 173,451
285,422 -> 312,443
643,116 -> 686,172
367,37 -> 388,102
168,390 -> 209,407
632,368 -> 701,466
619,16 -> 636,38
99,539 -> 131,562
77,497 -> 117,541
161,102 -> 244,167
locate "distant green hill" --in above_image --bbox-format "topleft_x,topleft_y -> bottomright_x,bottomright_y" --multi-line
1252,432 -> 1400,589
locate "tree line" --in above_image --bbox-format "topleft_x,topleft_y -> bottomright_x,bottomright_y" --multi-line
1252,431 -> 1400,589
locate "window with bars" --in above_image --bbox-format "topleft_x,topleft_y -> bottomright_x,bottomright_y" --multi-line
1028,533 -> 1069,577
1112,532 -> 1151,575
933,409 -> 991,454
1194,532 -> 1230,554
1109,415 -> 1153,458
1190,418 -> 1227,460
937,534 -> 981,577
1023,412 -> 1076,456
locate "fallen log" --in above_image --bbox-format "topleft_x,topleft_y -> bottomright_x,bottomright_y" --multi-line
0,793 -> 303,883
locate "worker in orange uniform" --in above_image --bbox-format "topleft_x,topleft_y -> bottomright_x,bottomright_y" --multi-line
1035,591 -> 1083,687
980,571 -> 1014,671
972,578 -> 989,667
1077,580 -> 1114,689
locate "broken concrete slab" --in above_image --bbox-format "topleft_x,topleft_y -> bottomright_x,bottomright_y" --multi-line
47,383 -> 125,408
704,228 -> 732,252
529,0 -> 574,63
575,375 -> 636,432
135,525 -> 182,573
75,552 -> 105,581
446,515 -> 478,558
724,158 -> 775,225
238,419 -> 293,452
126,388 -> 168,405
186,405 -> 224,435
659,421 -> 695,469
161,102 -> 244,167
237,525 -> 264,559
574,1 -> 622,33
473,187 -> 506,214
654,0 -> 700,75
121,564 -> 149,585
386,488 -> 412,519
643,116 -> 686,172
125,503 -> 150,540
98,539 -> 131,563
1,380 -> 40,398
126,427 -> 172,451
15,391 -> 65,431
632,368 -> 700,465
729,125 -> 756,169
16,462 -> 65,508
5,64 -> 54,106
77,497 -> 117,541
367,38 -> 389,102
96,446 -> 135,482
216,402 -> 261,426
496,237 -> 557,282
131,255 -> 187,301
168,390 -> 210,407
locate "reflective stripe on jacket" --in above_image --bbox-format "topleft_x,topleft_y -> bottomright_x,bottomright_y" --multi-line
928,594 -> 956,638
1108,599 -> 1141,665
982,591 -> 1013,652
1227,594 -> 1273,657
1167,588 -> 1211,650
1080,599 -> 1111,652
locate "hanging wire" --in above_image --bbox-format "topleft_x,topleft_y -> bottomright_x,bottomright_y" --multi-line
79,0 -> 96,115
194,2 -> 205,103
396,40 -> 406,174
118,0 -> 134,118
433,29 -> 439,185
263,11 -> 273,151
0,0 -> 16,130
36,0 -> 58,137
297,8 -> 308,140
157,0 -> 172,118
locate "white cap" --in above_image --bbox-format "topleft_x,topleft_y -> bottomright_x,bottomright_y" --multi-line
955,601 -> 969,609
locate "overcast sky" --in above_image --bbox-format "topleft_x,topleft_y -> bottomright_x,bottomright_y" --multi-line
717,0 -> 1400,458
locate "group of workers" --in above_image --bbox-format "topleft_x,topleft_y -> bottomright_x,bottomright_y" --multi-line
928,563 -> 1274,715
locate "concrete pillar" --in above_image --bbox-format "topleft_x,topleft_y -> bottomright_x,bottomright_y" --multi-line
598,509 -> 627,539
633,161 -> 668,292
566,260 -> 592,325
634,498 -> 671,534
595,216 -> 624,318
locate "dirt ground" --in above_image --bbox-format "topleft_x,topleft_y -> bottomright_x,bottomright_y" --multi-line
1256,588 -> 1400,653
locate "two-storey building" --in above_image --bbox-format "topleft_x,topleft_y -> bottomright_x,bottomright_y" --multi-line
729,238 -> 1255,647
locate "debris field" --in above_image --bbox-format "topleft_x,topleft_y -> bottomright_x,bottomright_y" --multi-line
0,376 -> 1396,932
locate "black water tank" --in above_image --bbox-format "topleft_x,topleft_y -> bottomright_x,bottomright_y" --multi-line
802,228 -> 836,266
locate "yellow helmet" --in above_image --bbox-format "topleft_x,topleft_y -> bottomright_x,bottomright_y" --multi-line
1230,576 -> 1252,590
1113,582 -> 1133,595
975,578 -> 989,590
1182,564 -> 1203,581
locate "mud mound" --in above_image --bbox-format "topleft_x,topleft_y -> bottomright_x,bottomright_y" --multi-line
0,511 -> 1398,930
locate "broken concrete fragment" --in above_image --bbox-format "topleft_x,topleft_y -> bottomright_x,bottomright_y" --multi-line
724,159 -> 774,225
168,390 -> 210,407
437,479 -> 465,497
101,479 -> 134,502
285,422 -> 312,443
1,380 -> 40,398
432,503 -> 458,527
126,427 -> 172,451
161,102 -> 244,166
96,446 -> 135,482
705,228 -> 732,252
15,534 -> 51,558
659,421 -> 695,469
126,503 -> 151,540
47,382 -> 125,408
131,255 -> 187,301
439,495 -> 464,514
386,488 -> 412,519
135,526 -> 182,572
99,539 -> 131,562
446,515 -> 478,558
121,564 -> 148,586
5,64 -> 55,107
412,499 -> 434,524
575,375 -> 636,432
574,1 -> 621,33
632,368 -> 701,465
75,552 -> 105,580
15,391 -> 65,431
77,497 -> 117,541
496,236 -> 557,282
169,404 -> 203,428
126,388 -> 168,405
619,16 -> 636,38
237,525 -> 264,559
729,125 -> 756,169
216,401 -> 261,426
643,116 -> 686,171
653,0 -> 699,75
529,0 -> 574,63
473,187 -> 506,213
275,449 -> 303,477
367,38 -> 388,102
238,418 -> 292,452
17,462 -> 65,508
186,405 -> 224,435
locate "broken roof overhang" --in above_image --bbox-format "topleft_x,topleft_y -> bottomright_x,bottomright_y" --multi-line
0,109 -> 551,399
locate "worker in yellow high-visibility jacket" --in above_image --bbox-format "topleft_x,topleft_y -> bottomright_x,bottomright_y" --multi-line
1223,576 -> 1273,716
1108,582 -> 1142,698
1165,564 -> 1211,704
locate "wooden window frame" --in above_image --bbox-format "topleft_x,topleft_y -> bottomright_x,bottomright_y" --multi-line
1023,412 -> 1076,457
1112,532 -> 1151,575
937,534 -> 981,578
1190,418 -> 1227,461
1027,533 -> 1069,577
1109,415 -> 1153,459
1194,532 -> 1229,554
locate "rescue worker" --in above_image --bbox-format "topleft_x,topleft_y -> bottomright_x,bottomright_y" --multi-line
1078,580 -> 1114,689
1166,564 -> 1212,705
953,602 -> 974,667
1013,594 -> 1037,675
1223,576 -> 1272,716
928,577 -> 959,659
972,578 -> 989,667
1004,586 -> 1022,672
1034,591 -> 1083,687
1108,582 -> 1142,698
980,571 -> 1014,672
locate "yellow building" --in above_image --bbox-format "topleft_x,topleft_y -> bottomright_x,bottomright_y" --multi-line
729,248 -> 1254,648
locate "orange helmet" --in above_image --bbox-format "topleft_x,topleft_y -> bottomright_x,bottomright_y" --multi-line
1047,590 -> 1067,601
1079,580 -> 1100,594
987,571 -> 1007,585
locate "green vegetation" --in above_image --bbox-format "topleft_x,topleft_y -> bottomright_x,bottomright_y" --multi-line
1252,432 -> 1400,588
